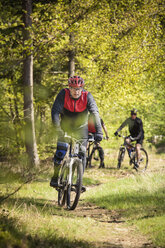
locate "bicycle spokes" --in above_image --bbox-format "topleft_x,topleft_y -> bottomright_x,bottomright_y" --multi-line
66,159 -> 83,210
135,148 -> 148,172
57,165 -> 68,207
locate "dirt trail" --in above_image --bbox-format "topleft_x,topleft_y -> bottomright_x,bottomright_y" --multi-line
71,185 -> 155,248
72,201 -> 154,248
57,154 -> 164,247
64,159 -> 164,248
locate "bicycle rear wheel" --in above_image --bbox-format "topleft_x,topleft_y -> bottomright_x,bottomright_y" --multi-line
58,162 -> 68,207
67,158 -> 83,210
135,148 -> 148,172
117,147 -> 125,169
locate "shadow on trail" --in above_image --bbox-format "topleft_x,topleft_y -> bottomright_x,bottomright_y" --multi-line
0,214 -> 91,248
0,198 -> 123,248
85,187 -> 165,220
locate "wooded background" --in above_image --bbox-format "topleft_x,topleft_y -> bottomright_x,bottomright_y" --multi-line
0,0 -> 164,166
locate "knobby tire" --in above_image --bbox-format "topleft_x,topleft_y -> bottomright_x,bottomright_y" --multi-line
117,148 -> 125,169
58,162 -> 68,207
67,158 -> 83,210
88,146 -> 104,168
135,148 -> 148,172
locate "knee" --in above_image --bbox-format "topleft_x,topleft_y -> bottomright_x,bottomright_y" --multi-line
54,141 -> 69,164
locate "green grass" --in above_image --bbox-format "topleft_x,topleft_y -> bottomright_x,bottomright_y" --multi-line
136,215 -> 165,247
0,149 -> 165,248
85,173 -> 165,211
0,185 -> 106,248
0,168 -> 107,248
84,172 -> 165,247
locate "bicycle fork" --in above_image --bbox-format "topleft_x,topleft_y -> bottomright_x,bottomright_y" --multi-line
68,158 -> 74,187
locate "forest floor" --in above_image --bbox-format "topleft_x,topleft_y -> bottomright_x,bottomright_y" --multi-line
71,198 -> 154,248
0,148 -> 165,248
64,148 -> 165,248
62,175 -> 156,248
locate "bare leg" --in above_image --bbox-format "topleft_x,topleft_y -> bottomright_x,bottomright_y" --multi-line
136,143 -> 141,164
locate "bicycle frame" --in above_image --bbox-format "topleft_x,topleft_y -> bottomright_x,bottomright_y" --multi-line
87,139 -> 95,157
63,134 -> 82,183
66,158 -> 73,187
119,135 -> 135,155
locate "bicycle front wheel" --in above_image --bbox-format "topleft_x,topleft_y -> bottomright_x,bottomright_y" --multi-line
117,147 -> 125,169
90,146 -> 104,169
67,158 -> 83,210
135,148 -> 148,172
58,162 -> 68,207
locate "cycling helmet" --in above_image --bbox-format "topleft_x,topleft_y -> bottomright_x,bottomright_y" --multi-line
131,108 -> 138,115
68,76 -> 84,88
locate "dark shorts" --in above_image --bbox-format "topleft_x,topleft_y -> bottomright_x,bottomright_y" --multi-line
136,136 -> 144,145
129,135 -> 144,145
136,135 -> 144,145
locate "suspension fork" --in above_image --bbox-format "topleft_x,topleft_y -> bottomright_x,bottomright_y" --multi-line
68,158 -> 74,187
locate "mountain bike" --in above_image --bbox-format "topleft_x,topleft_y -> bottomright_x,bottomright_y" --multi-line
57,134 -> 84,210
117,134 -> 148,172
86,134 -> 105,169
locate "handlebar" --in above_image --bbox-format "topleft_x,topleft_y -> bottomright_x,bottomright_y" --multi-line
64,133 -> 88,145
88,136 -> 107,143
117,134 -> 135,141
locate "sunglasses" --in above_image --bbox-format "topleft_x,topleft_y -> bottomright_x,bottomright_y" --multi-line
70,87 -> 82,92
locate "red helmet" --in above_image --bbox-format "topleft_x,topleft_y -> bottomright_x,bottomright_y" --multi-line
68,76 -> 84,88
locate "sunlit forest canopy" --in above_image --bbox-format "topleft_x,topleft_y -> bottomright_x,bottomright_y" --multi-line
0,0 -> 164,161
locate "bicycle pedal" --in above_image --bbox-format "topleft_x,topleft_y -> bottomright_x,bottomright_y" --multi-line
94,157 -> 99,161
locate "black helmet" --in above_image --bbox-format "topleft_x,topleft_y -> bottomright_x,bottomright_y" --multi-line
131,108 -> 138,115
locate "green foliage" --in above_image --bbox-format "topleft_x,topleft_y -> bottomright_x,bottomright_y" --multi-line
0,0 -> 164,160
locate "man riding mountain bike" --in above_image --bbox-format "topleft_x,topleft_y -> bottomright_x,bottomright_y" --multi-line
50,76 -> 103,191
114,108 -> 144,170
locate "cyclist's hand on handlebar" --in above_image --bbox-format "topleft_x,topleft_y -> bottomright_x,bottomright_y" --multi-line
95,134 -> 103,142
114,131 -> 118,136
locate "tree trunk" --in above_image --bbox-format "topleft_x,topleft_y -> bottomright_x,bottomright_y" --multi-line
68,32 -> 75,77
68,0 -> 75,77
22,0 -> 39,167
